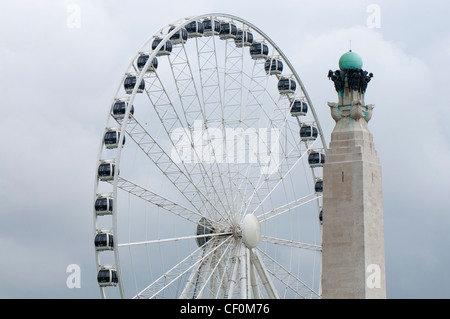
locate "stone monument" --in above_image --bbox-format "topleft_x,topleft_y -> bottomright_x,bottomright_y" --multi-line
321,51 -> 386,298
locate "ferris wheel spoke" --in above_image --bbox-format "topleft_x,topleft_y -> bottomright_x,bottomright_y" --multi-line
116,113 -> 225,220
224,242 -> 242,299
257,192 -> 321,223
260,236 -> 321,252
234,78 -> 300,217
222,38 -> 246,125
134,244 -> 205,299
118,232 -> 232,248
190,247 -> 215,299
256,247 -> 320,299
235,116 -> 297,218
249,254 -> 263,299
180,238 -> 235,299
143,69 -> 232,222
194,237 -> 234,298
228,57 -> 269,215
232,166 -> 261,213
245,137 -> 319,218
242,245 -> 254,298
249,249 -> 280,299
196,34 -> 248,216
218,38 -> 250,214
134,236 -> 232,299
179,254 -> 202,299
168,43 -> 202,123
168,40 -> 235,217
231,50 -> 296,217
111,176 -> 204,225
213,241 -> 240,298
196,35 -> 223,121
194,34 -> 258,219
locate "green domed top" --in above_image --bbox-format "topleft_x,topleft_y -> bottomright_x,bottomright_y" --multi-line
338,50 -> 363,70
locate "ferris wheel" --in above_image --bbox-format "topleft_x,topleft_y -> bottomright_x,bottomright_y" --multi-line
93,13 -> 326,299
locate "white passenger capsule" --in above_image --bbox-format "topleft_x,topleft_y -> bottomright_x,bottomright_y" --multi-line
97,266 -> 118,287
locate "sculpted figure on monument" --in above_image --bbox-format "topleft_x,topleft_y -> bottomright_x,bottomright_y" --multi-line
327,69 -> 345,93
328,69 -> 373,94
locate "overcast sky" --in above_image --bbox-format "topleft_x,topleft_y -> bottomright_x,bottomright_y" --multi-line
0,0 -> 449,299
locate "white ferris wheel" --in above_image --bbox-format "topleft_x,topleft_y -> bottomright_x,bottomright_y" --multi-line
93,13 -> 327,299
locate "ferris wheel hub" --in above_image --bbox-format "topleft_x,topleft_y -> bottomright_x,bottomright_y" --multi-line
241,214 -> 261,249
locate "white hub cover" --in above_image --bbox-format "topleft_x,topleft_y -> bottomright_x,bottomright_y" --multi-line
241,214 -> 261,248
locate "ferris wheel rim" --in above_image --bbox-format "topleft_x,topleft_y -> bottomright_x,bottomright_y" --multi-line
94,13 -> 325,299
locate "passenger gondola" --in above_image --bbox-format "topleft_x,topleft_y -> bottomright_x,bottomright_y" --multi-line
112,100 -> 134,120
203,18 -> 220,36
136,54 -> 158,72
290,99 -> 308,116
168,26 -> 188,45
308,150 -> 325,168
94,231 -> 114,251
124,75 -> 145,94
151,38 -> 173,56
94,195 -> 113,215
264,58 -> 283,75
104,128 -> 125,149
235,29 -> 253,47
97,266 -> 118,287
98,161 -> 116,181
278,77 -> 296,94
314,178 -> 323,193
219,22 -> 237,40
300,124 -> 318,141
249,42 -> 269,59
185,21 -> 204,38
